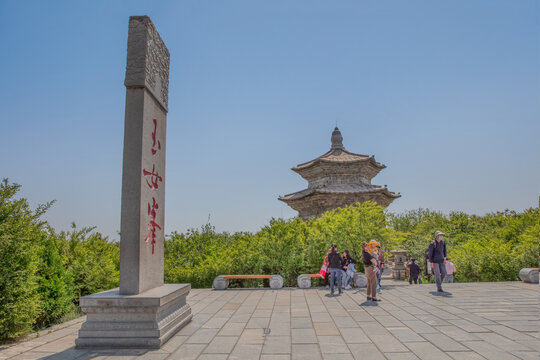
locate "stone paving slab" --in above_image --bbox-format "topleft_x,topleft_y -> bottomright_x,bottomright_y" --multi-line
0,282 -> 538,359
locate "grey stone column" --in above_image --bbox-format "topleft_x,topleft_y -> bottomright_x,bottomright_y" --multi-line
76,16 -> 191,349
120,15 -> 170,295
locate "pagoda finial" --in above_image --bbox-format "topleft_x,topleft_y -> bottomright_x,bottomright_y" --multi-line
331,127 -> 344,152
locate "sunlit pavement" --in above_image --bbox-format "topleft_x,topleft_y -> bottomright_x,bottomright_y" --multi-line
1,280 -> 538,360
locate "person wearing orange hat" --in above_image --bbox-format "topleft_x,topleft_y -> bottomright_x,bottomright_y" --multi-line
427,231 -> 447,292
361,241 -> 381,302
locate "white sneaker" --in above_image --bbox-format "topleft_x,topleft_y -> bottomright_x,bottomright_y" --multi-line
345,285 -> 352,290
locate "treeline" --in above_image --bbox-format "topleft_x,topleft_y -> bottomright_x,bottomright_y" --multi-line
1,179 -> 538,340
165,201 -> 539,287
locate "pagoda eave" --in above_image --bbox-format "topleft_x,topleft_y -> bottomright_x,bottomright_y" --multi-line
293,155 -> 385,172
279,187 -> 400,201
278,190 -> 400,220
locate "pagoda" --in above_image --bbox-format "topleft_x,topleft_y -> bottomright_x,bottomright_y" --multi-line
279,127 -> 400,219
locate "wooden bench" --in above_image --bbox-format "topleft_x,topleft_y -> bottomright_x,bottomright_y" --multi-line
213,274 -> 283,290
297,272 -> 367,288
224,275 -> 272,279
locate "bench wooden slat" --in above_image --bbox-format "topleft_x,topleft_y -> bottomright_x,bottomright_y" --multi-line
224,275 -> 272,279
308,274 -> 321,278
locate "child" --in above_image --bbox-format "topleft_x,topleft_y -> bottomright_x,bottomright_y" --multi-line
342,250 -> 356,289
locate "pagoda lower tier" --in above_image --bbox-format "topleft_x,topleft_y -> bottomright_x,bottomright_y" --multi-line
279,184 -> 399,220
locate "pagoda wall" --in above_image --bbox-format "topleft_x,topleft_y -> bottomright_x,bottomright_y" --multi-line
308,174 -> 371,189
297,162 -> 381,181
290,193 -> 396,220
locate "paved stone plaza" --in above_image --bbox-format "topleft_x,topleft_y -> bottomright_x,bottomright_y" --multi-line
1,281 -> 538,360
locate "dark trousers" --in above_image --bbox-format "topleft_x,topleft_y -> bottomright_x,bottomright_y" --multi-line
409,275 -> 418,284
432,262 -> 447,290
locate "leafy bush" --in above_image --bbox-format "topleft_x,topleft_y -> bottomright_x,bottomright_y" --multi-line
60,226 -> 119,300
35,233 -> 73,328
0,180 -> 119,341
0,180 -> 48,339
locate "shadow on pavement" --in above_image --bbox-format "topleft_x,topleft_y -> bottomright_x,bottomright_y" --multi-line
359,301 -> 378,306
324,293 -> 343,297
429,291 -> 453,297
43,347 -> 153,360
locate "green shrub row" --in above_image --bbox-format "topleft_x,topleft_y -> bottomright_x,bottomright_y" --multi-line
165,202 -> 539,287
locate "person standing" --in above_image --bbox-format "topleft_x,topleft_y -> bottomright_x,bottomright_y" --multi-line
444,258 -> 456,283
321,248 -> 331,289
361,242 -> 380,302
428,231 -> 447,292
327,244 -> 342,296
406,258 -> 420,284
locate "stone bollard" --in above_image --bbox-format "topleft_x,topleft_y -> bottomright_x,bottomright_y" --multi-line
354,273 -> 368,288
519,268 -> 539,284
213,275 -> 229,290
297,274 -> 311,289
270,275 -> 284,289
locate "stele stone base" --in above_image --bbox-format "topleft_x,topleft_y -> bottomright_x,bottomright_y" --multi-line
75,284 -> 192,349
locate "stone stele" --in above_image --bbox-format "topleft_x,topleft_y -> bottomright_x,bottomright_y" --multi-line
76,16 -> 191,349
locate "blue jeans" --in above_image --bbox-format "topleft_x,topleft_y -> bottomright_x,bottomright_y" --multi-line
329,268 -> 342,294
343,270 -> 354,287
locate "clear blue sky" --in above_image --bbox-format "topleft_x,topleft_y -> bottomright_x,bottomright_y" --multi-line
1,1 -> 539,239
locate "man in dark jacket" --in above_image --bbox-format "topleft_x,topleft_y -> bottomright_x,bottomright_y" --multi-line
327,244 -> 342,295
428,231 -> 447,292
407,258 -> 420,284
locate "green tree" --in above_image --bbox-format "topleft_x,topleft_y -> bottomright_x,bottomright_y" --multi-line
0,179 -> 47,339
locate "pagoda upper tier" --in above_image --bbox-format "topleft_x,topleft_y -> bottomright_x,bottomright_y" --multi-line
279,127 -> 400,220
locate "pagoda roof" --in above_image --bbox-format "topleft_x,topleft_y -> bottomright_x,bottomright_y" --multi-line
279,184 -> 401,202
291,127 -> 386,175
292,149 -> 386,173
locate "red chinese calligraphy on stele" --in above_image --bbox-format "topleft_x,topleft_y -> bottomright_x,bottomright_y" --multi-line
143,118 -> 163,255
143,164 -> 163,189
145,197 -> 161,254
151,118 -> 161,155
